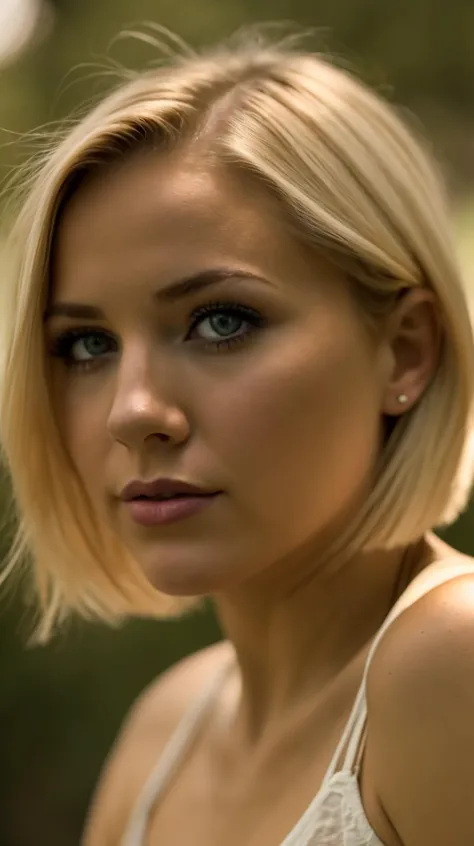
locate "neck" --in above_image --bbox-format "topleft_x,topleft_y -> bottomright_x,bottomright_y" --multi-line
212,537 -> 429,746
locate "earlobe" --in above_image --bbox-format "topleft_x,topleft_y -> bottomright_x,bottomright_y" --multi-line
381,288 -> 441,417
383,391 -> 414,417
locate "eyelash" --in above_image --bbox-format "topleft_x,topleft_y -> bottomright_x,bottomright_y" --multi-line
48,300 -> 266,373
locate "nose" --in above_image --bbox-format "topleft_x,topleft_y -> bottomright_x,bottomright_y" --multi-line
106,347 -> 190,448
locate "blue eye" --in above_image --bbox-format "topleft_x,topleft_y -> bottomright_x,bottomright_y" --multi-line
72,334 -> 111,360
49,329 -> 117,370
188,302 -> 265,350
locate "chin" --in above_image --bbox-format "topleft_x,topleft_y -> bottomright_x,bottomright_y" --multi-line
140,556 -> 228,597
126,532 -> 254,596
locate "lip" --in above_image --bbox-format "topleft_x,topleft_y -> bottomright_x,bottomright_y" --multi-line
120,477 -> 220,501
124,492 -> 221,527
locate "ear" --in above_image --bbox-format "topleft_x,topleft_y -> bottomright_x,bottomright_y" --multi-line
381,288 -> 442,416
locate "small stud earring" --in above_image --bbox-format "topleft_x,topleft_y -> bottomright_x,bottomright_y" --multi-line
397,393 -> 409,405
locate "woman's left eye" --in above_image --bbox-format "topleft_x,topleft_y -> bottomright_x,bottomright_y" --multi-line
188,302 -> 265,350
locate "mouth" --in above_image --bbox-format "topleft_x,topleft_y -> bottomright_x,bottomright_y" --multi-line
133,493 -> 199,501
123,491 -> 221,527
120,477 -> 221,501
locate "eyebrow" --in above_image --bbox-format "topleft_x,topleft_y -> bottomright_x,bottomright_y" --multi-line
43,267 -> 273,321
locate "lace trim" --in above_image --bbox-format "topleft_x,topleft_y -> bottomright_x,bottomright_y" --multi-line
288,772 -> 386,846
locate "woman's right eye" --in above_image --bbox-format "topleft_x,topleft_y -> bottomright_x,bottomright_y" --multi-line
49,329 -> 118,371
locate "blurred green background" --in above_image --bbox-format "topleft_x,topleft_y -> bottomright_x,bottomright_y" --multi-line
0,1 -> 473,844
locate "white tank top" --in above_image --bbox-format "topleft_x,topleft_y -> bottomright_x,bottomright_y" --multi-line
120,557 -> 474,846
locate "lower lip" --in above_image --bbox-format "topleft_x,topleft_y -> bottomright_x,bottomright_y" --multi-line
125,494 -> 220,527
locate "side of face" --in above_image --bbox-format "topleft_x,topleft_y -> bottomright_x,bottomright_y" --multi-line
45,148 -> 432,597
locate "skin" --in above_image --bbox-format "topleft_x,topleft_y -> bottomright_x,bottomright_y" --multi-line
46,145 -> 456,845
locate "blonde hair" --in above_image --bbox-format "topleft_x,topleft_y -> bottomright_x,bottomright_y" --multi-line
1,28 -> 473,641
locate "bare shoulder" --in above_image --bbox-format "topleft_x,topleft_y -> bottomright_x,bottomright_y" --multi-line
366,552 -> 474,845
120,637 -> 232,738
369,547 -> 474,687
82,638 -> 232,846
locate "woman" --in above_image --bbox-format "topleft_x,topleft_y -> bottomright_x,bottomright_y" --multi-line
1,28 -> 474,846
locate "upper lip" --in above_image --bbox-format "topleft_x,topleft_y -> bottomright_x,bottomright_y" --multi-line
120,478 -> 220,501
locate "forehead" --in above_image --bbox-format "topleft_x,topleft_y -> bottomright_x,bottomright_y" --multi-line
50,147 -> 358,323
53,150 -> 303,282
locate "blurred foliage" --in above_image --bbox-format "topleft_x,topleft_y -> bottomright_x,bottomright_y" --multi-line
0,1 -> 473,844
0,0 -> 474,196
0,589 -> 222,845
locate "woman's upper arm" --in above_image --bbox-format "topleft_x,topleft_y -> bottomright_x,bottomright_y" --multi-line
81,723 -> 135,846
366,575 -> 474,846
81,641 -> 228,846
81,682 -> 169,846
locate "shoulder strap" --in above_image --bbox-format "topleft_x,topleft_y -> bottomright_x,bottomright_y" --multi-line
120,656 -> 233,846
321,555 -> 474,786
340,556 -> 474,775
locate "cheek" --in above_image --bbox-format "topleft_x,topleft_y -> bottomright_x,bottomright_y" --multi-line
204,325 -> 381,537
51,374 -> 109,489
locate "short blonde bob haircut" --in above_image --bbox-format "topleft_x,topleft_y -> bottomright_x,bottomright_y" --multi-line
1,28 -> 473,642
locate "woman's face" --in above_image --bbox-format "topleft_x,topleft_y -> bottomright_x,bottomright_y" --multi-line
47,149 -> 389,596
